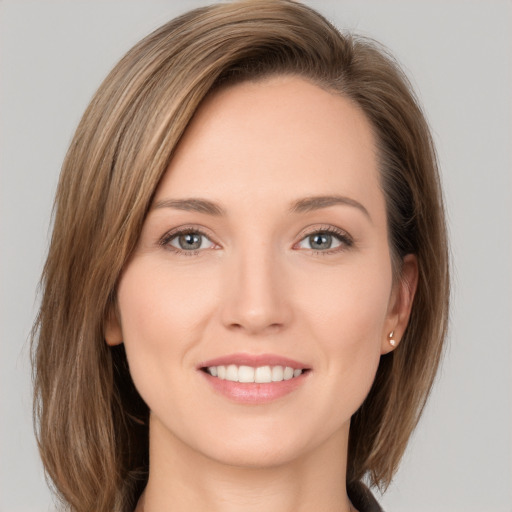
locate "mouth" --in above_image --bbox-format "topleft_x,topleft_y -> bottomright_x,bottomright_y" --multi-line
197,353 -> 311,403
201,364 -> 308,383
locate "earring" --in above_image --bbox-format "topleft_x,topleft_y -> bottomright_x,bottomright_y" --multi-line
388,331 -> 396,347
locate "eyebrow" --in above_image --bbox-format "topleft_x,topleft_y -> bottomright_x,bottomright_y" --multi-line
152,198 -> 225,216
290,195 -> 371,221
152,194 -> 370,221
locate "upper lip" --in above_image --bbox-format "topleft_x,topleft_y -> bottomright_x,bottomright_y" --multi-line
198,353 -> 310,370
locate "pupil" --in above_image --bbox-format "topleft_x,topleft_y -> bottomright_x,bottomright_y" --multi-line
179,233 -> 201,250
310,233 -> 331,250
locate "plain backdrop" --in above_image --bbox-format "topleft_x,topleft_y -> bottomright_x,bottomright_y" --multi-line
1,1 -> 511,511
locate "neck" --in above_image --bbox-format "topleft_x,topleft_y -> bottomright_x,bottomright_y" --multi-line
138,415 -> 355,512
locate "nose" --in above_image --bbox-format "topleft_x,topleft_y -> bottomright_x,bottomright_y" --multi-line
220,242 -> 293,336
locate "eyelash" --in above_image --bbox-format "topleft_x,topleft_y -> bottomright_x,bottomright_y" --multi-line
159,226 -> 215,257
297,225 -> 354,255
159,225 -> 353,257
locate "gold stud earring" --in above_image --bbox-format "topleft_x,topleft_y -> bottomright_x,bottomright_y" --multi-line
389,331 -> 396,347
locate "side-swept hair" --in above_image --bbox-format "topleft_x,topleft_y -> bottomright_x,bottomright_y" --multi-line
32,1 -> 449,510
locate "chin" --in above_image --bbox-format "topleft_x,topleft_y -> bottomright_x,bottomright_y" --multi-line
185,416 -> 347,471
203,438 -> 308,469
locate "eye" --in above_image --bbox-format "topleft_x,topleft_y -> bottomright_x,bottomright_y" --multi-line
296,227 -> 353,253
161,228 -> 216,255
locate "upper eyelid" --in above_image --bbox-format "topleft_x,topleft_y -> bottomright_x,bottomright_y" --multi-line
296,224 -> 353,241
159,225 -> 216,243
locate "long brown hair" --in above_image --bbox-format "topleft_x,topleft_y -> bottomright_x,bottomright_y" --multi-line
32,1 -> 449,510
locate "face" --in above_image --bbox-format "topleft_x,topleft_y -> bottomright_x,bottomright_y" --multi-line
106,75 -> 416,469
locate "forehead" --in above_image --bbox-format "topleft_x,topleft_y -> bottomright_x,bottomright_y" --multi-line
157,75 -> 383,219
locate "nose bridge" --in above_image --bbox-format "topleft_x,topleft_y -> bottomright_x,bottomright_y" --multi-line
221,234 -> 291,334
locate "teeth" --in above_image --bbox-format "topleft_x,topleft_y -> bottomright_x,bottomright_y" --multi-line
238,365 -> 254,383
283,366 -> 294,380
271,365 -> 284,381
207,365 -> 303,383
254,366 -> 272,383
226,364 -> 238,381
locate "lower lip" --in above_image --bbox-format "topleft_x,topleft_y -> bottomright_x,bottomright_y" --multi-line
200,371 -> 309,404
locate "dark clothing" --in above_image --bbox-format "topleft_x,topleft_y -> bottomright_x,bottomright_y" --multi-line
348,481 -> 384,512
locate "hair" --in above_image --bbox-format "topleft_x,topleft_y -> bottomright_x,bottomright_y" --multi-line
32,1 -> 449,511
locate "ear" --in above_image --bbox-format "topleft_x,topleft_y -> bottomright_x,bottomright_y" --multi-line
381,254 -> 418,354
104,305 -> 123,346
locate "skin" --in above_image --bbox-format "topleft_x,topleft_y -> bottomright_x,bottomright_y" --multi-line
106,75 -> 417,512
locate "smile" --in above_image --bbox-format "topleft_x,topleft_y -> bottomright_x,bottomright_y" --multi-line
204,364 -> 304,383
198,354 -> 311,404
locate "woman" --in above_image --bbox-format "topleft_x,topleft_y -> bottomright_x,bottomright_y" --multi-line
32,1 -> 449,511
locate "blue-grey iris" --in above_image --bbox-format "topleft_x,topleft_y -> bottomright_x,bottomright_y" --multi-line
309,233 -> 332,250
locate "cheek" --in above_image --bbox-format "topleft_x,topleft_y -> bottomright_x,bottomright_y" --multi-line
118,257 -> 216,337
115,259 -> 218,401
296,255 -> 392,395
299,256 -> 392,342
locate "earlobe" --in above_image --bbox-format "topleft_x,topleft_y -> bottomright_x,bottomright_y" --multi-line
104,307 -> 123,346
381,254 -> 419,354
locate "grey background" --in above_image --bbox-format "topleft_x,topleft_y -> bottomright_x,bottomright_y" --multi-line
1,1 -> 510,511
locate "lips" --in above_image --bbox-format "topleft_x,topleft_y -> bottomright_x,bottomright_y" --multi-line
197,353 -> 311,404
198,353 -> 309,370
